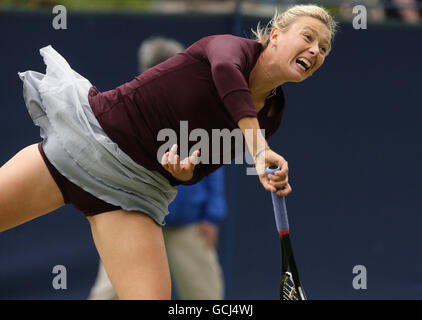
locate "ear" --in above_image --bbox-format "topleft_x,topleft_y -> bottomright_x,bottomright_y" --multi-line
269,28 -> 280,47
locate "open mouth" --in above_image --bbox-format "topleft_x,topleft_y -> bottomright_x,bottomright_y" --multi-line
296,57 -> 312,72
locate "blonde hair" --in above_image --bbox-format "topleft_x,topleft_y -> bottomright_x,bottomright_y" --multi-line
252,4 -> 338,50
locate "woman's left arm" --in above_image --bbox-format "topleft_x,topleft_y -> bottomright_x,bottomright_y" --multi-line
161,144 -> 200,182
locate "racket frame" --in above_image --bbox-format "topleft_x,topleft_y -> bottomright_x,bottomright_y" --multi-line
266,165 -> 307,300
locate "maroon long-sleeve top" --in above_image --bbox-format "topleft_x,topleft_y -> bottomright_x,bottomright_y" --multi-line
88,34 -> 286,186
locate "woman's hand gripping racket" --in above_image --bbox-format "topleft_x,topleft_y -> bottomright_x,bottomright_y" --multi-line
266,165 -> 307,301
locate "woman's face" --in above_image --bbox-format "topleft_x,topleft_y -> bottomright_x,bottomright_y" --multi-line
269,16 -> 331,83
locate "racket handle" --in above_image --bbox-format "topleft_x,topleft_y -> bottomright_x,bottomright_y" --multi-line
266,166 -> 290,235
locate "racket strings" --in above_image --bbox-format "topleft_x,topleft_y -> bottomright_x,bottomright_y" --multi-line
281,272 -> 299,300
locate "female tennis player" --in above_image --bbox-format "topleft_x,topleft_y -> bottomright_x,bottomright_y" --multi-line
0,5 -> 336,299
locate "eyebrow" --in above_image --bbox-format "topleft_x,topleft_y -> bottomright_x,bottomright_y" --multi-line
303,26 -> 331,48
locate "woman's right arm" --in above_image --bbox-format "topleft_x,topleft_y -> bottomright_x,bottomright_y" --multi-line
237,116 -> 291,197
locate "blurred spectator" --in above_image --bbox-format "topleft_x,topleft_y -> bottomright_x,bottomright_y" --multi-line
385,0 -> 422,24
27,0 -> 56,7
2,0 -> 153,11
88,37 -> 227,300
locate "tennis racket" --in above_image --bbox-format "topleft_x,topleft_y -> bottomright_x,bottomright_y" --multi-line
266,165 -> 306,300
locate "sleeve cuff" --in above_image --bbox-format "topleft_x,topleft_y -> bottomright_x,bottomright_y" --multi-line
222,90 -> 258,124
202,216 -> 222,225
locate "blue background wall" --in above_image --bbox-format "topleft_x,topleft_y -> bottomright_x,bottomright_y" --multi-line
0,10 -> 421,299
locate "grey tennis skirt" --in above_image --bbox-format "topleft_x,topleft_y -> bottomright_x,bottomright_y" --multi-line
18,45 -> 177,226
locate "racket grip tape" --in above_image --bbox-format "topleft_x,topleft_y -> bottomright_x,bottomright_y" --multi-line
266,166 -> 289,235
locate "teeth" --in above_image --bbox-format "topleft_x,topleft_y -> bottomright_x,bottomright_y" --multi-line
297,58 -> 311,69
